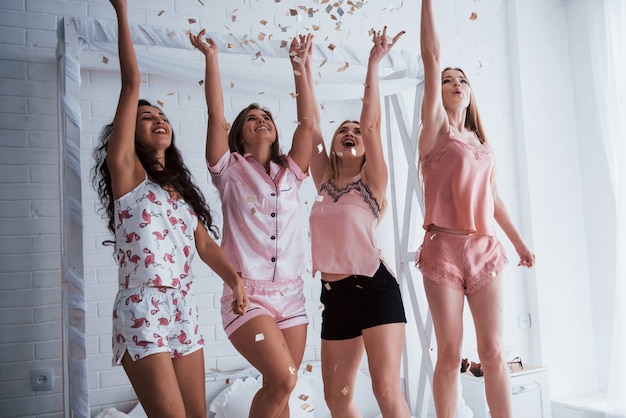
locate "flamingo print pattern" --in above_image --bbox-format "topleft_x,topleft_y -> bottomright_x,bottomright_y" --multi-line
114,179 -> 198,290
110,179 -> 203,366
112,287 -> 204,365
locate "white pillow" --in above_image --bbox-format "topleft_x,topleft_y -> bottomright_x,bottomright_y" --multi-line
210,369 -> 318,417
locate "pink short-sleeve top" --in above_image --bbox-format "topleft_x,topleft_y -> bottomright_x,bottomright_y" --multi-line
114,178 -> 198,290
209,151 -> 309,281
309,176 -> 382,278
421,130 -> 495,236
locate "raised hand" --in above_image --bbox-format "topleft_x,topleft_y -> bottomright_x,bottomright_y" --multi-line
369,26 -> 405,65
189,29 -> 218,58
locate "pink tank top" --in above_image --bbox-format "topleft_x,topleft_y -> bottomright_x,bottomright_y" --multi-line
421,130 -> 495,235
309,176 -> 382,277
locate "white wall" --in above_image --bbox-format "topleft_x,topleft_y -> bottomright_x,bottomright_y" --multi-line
1,0 -> 609,416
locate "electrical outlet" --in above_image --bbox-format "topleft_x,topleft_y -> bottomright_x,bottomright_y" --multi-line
518,313 -> 532,329
31,369 -> 53,391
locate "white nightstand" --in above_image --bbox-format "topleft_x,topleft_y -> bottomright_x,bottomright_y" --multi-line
460,364 -> 551,417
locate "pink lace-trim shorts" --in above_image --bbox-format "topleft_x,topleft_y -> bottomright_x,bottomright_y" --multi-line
221,276 -> 309,337
416,230 -> 508,295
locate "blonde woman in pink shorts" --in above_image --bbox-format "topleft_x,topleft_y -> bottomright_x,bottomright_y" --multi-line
417,0 -> 536,417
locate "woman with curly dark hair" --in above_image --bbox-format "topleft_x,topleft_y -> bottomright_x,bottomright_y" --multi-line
91,2 -> 248,417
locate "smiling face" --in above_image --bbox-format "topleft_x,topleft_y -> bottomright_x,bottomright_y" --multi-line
240,108 -> 277,152
331,121 -> 364,159
135,105 -> 172,151
441,68 -> 471,110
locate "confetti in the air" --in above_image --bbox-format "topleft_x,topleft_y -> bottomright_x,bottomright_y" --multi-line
470,12 -> 478,20
255,333 -> 265,342
158,10 -> 165,16
188,18 -> 197,24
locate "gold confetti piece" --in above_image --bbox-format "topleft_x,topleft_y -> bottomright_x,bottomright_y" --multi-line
188,18 -> 196,24
290,92 -> 298,98
470,12 -> 478,20
102,56 -> 109,64
225,378 -> 231,384
199,80 -> 204,86
328,43 -> 336,51
255,333 -> 265,342
246,196 -> 257,203
250,207 -> 257,215
290,9 -> 298,16
324,282 -> 331,290
318,304 -> 324,310
337,62 -> 349,72
356,284 -> 363,289
258,32 -> 266,41
280,40 -> 288,48
197,0 -> 204,4
254,51 -> 262,60
319,59 -> 327,68
300,403 -> 310,410
227,43 -> 233,49
312,24 -> 320,31
289,366 -> 296,374
231,15 -> 237,23
306,364 -> 313,372
230,82 -> 235,88
341,386 -> 349,395
299,394 -> 309,401
260,19 -> 268,25
158,10 -> 165,16
167,92 -> 174,96
157,100 -> 164,107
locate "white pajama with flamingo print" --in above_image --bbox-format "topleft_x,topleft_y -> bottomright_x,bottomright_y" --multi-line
111,177 -> 203,365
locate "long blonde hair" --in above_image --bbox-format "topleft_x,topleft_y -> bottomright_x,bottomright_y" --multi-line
442,67 -> 488,143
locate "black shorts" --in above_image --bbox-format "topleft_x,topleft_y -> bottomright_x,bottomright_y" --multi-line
320,263 -> 407,340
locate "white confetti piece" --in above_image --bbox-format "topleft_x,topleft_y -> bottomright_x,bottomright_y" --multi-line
324,283 -> 331,290
255,333 -> 265,342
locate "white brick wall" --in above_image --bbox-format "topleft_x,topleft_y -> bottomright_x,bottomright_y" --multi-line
0,0 -> 542,417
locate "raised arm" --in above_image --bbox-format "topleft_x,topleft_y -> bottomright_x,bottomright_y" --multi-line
301,36 -> 330,191
189,30 -> 230,166
418,0 -> 448,158
288,34 -> 317,174
106,0 -> 144,199
360,27 -> 404,201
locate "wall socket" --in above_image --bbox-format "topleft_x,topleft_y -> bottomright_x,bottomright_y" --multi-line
31,368 -> 53,391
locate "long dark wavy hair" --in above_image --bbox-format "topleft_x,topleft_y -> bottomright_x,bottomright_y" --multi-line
91,99 -> 218,245
227,103 -> 288,167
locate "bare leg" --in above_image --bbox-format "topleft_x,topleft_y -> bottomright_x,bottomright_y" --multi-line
363,323 -> 411,417
172,349 -> 207,418
467,275 -> 511,418
422,277 -> 465,418
274,324 -> 308,418
229,316 -> 305,418
321,336 -> 364,418
122,351 -> 192,418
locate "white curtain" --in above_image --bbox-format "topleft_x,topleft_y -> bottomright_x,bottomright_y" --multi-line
588,1 -> 626,417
